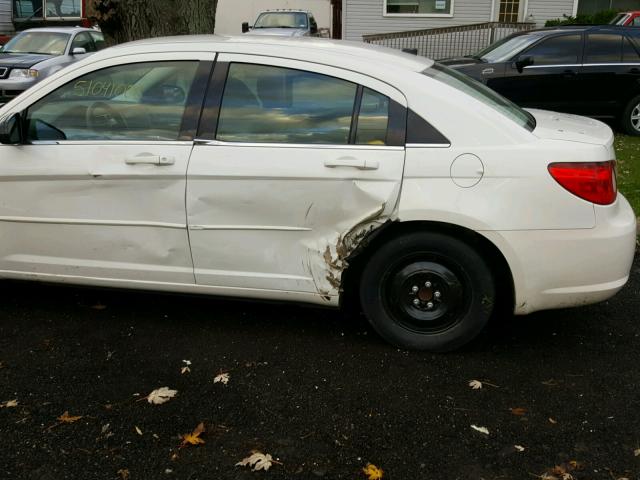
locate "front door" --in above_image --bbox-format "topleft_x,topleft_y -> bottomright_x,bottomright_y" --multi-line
186,55 -> 406,298
0,55 -> 212,285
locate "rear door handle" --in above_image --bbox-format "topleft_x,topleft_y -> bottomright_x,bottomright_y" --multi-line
125,154 -> 175,166
324,157 -> 379,170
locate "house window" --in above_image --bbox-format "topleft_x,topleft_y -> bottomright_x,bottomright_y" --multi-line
498,0 -> 520,22
385,0 -> 453,16
13,0 -> 83,21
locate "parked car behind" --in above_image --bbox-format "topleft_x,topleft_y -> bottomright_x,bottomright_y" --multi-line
0,27 -> 106,105
440,26 -> 640,135
610,11 -> 640,26
0,36 -> 635,351
242,9 -> 319,37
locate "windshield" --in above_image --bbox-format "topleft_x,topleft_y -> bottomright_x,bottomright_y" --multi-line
423,63 -> 536,131
254,12 -> 308,29
473,33 -> 541,63
0,32 -> 70,56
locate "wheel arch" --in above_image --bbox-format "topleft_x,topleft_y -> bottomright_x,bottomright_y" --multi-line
340,220 -> 516,316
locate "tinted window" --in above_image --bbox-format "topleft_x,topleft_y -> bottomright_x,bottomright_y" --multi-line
623,37 -> 640,62
585,33 -> 622,63
26,61 -> 199,142
71,32 -> 95,53
356,88 -> 389,145
217,64 -> 357,144
90,31 -> 107,51
524,34 -> 582,65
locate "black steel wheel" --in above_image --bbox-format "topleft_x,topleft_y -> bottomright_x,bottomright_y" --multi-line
360,231 -> 495,351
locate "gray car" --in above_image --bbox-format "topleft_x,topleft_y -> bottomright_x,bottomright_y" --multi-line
0,27 -> 105,104
242,10 -> 319,37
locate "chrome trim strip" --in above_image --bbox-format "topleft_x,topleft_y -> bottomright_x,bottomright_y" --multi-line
524,64 -> 581,69
525,63 -> 640,69
29,140 -> 194,146
0,216 -> 185,229
189,225 -> 312,232
406,143 -> 451,148
194,139 -> 405,151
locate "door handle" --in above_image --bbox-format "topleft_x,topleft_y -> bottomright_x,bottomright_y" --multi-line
125,154 -> 175,166
324,157 -> 379,170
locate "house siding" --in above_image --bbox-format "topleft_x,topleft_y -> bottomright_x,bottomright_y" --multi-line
0,0 -> 13,35
344,0 -> 577,41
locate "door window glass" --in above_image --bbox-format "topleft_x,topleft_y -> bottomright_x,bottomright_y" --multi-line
216,63 -> 357,144
89,31 -> 107,51
356,88 -> 389,145
585,33 -> 622,63
623,37 -> 640,62
71,32 -> 95,53
26,61 -> 199,142
524,34 -> 582,65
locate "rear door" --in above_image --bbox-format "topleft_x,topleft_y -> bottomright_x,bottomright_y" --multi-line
186,55 -> 407,298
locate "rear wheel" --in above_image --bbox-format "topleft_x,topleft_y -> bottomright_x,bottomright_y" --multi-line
359,232 -> 495,351
621,95 -> 640,136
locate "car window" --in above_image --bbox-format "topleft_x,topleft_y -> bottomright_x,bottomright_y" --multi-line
523,34 -> 582,66
254,12 -> 308,29
623,36 -> 640,62
633,17 -> 640,27
71,32 -> 95,53
356,88 -> 389,145
89,31 -> 107,51
585,33 -> 623,63
216,63 -> 357,144
0,31 -> 70,56
25,61 -> 200,142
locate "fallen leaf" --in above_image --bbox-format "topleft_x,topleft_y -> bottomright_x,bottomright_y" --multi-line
470,424 -> 489,435
146,387 -> 177,405
0,399 -> 18,408
58,411 -> 83,423
91,303 -> 107,310
542,379 -> 559,386
181,422 -> 205,447
117,468 -> 130,480
181,366 -> 190,374
214,372 -> 230,385
135,426 -> 142,435
514,445 -> 525,452
634,448 -> 640,457
510,407 -> 527,416
549,417 -> 558,424
363,463 -> 384,479
236,451 -> 278,471
468,380 -> 483,390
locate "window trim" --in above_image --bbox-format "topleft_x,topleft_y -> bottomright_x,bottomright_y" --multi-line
383,0 -> 454,18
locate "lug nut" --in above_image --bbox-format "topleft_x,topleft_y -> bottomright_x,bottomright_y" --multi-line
434,291 -> 441,299
411,285 -> 419,293
425,281 -> 432,288
412,299 -> 420,306
426,302 -> 434,309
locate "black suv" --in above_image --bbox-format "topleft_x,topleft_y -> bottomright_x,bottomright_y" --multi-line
440,26 -> 640,135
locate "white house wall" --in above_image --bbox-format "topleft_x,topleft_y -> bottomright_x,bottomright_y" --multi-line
215,0 -> 331,35
0,0 -> 13,35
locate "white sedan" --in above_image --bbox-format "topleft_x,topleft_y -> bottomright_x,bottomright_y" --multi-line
0,36 -> 636,351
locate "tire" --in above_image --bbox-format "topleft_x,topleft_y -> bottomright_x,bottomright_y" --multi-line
621,95 -> 640,136
359,231 -> 495,352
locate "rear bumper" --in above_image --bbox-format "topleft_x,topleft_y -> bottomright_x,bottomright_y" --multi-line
484,195 -> 637,315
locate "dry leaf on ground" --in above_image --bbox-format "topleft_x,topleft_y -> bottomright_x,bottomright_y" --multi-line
470,424 -> 489,435
0,399 -> 18,408
58,411 -> 83,423
135,426 -> 143,435
363,463 -> 384,479
181,422 -> 205,447
146,387 -> 177,405
514,445 -> 525,452
510,407 -> 527,416
236,451 -> 279,471
634,448 -> 640,457
117,468 -> 130,480
181,360 -> 191,375
214,372 -> 230,385
549,417 -> 558,424
469,380 -> 483,390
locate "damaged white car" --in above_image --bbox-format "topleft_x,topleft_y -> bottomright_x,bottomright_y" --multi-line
0,36 -> 636,351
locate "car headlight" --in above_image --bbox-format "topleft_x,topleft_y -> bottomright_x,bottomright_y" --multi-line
9,69 -> 39,79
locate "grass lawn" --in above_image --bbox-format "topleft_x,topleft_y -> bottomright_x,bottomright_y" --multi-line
615,135 -> 640,216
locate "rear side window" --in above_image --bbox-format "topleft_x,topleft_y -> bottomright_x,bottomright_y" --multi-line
217,63 -> 357,144
524,34 -> 582,65
585,33 -> 623,63
90,31 -> 107,51
356,88 -> 389,145
623,36 -> 640,62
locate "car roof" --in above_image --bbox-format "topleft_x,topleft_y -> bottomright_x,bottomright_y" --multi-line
261,9 -> 311,13
21,27 -> 95,34
513,24 -> 640,37
105,35 -> 433,73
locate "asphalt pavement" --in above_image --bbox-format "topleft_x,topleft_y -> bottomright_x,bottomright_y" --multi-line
1,253 -> 639,480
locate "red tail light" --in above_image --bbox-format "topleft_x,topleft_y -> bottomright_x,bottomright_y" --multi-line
547,161 -> 617,205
